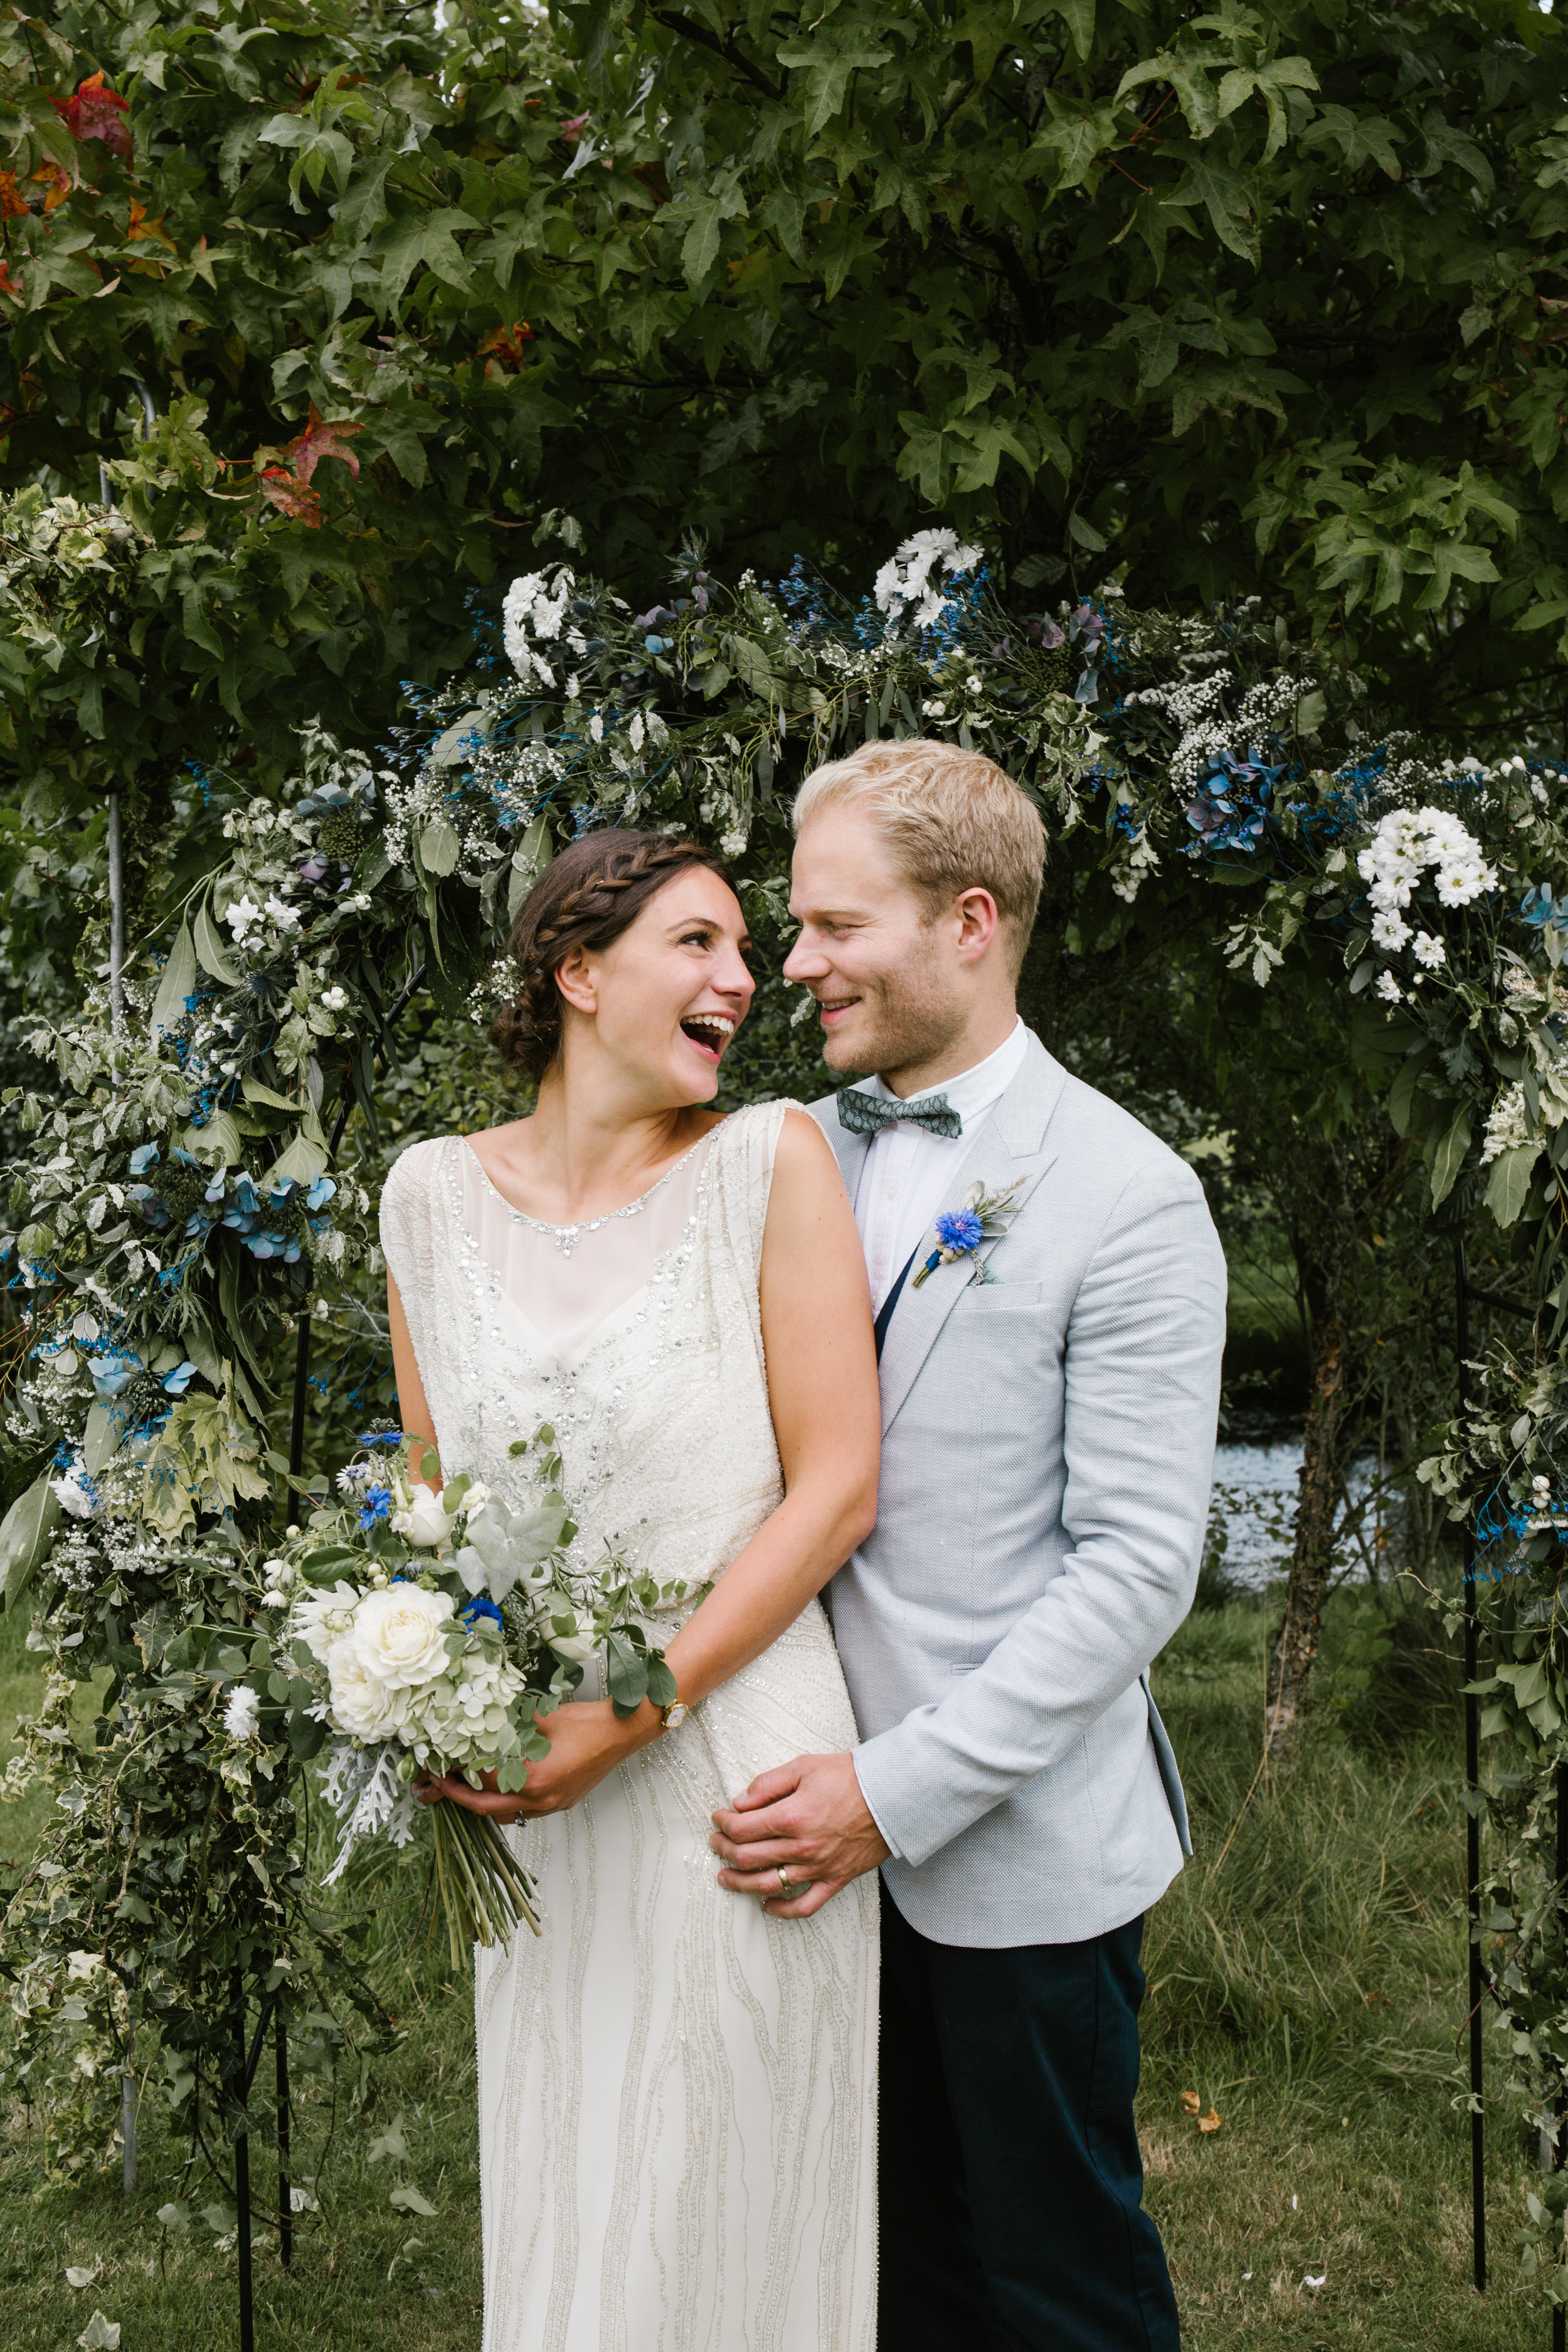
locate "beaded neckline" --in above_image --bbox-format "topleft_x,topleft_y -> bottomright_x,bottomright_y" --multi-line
458,1130 -> 714,1258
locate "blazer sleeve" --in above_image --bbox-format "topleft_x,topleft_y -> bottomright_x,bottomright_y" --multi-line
851,1155 -> 1227,1870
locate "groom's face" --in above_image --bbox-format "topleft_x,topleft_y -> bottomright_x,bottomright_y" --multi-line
785,804 -> 968,1082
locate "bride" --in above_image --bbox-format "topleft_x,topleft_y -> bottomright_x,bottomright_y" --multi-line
378,829 -> 881,2351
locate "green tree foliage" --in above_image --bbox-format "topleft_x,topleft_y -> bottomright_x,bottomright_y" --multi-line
3,0 -> 1567,887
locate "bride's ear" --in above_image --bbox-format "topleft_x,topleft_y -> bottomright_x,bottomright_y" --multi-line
553,948 -> 598,1019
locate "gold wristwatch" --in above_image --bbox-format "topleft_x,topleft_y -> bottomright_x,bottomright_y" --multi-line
659,1693 -> 690,1733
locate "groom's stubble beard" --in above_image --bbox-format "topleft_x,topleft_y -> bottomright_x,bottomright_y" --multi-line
817,919 -> 971,1088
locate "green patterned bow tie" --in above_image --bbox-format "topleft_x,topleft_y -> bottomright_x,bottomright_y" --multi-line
837,1089 -> 962,1142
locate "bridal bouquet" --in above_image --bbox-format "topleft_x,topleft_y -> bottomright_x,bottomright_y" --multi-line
257,1428 -> 694,1964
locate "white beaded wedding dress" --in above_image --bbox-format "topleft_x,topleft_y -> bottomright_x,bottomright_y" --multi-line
379,1103 -> 879,2352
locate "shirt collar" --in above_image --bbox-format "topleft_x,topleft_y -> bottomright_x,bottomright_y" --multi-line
857,1017 -> 1027,1126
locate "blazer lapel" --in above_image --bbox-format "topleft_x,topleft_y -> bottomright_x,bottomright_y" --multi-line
876,1033 -> 1068,1436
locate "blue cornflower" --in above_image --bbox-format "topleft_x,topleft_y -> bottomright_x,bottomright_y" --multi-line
359,1485 -> 393,1530
935,1209 -> 985,1255
462,1594 -> 504,1629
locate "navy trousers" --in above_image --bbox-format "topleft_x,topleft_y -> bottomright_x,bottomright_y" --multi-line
877,1881 -> 1180,2351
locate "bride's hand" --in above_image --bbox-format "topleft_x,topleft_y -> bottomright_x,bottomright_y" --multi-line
413,1699 -> 653,1821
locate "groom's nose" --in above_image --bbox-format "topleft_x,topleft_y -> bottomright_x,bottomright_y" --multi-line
783,928 -> 829,983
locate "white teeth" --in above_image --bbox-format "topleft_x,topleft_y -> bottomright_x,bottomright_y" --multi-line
686,1015 -> 734,1039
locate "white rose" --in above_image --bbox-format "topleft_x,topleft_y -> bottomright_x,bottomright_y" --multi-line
458,1482 -> 490,1517
391,1483 -> 452,1547
326,1638 -> 410,1740
351,1582 -> 454,1690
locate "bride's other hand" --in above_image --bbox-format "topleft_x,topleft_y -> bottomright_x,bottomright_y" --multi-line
414,1699 -> 655,1821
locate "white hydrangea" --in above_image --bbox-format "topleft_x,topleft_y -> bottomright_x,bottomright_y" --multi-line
503,568 -> 574,685
872,529 -> 982,633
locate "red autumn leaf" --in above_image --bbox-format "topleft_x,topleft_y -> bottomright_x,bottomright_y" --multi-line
560,111 -> 590,142
477,320 -> 536,369
0,171 -> 26,221
258,467 -> 322,527
0,261 -> 23,306
56,72 -> 133,164
280,405 -> 364,485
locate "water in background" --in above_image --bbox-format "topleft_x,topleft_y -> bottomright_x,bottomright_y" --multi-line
1210,1440 -> 1375,1590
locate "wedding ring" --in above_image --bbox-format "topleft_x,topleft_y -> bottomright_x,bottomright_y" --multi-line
776,1869 -> 796,1898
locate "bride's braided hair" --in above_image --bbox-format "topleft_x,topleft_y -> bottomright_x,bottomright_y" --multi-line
492,828 -> 734,1081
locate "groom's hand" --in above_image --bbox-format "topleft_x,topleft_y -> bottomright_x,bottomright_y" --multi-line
709,1752 -> 889,1917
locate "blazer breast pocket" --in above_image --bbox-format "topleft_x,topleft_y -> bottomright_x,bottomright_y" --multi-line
963,1279 -> 1044,1308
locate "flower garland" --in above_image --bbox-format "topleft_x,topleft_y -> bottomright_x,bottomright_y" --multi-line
4,495 -> 1568,2280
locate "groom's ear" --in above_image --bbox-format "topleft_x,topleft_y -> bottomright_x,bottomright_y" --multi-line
953,886 -> 1000,962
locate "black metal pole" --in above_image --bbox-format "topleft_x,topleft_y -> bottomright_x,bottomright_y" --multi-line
1556,1757 -> 1567,2352
1456,1239 -> 1486,2294
277,2001 -> 292,2268
234,1983 -> 254,2352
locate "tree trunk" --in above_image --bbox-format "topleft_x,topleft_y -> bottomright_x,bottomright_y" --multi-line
1264,1302 -> 1349,1765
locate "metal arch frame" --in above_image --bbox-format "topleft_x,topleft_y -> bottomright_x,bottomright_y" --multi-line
232,962 -> 425,2351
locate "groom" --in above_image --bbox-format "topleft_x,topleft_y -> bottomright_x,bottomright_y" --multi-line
710,738 -> 1227,2350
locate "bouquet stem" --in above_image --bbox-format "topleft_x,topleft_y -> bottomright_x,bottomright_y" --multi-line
428,1798 -> 541,1966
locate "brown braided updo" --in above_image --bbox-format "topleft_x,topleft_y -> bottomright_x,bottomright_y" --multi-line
490,829 -> 736,1081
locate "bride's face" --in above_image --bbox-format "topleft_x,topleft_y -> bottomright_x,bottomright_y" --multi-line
556,866 -> 755,1104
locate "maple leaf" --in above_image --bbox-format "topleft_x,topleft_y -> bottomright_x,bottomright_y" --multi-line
55,72 -> 132,164
258,469 -> 322,527
127,201 -> 177,253
31,160 -> 72,212
477,321 -> 536,370
0,171 -> 26,221
280,406 -> 363,485
0,261 -> 23,307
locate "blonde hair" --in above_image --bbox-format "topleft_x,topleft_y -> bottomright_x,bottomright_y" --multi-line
792,738 -> 1046,977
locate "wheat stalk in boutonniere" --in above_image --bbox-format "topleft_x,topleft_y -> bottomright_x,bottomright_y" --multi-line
910,1179 -> 1023,1288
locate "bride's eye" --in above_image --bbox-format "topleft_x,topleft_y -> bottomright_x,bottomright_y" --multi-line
679,928 -> 713,949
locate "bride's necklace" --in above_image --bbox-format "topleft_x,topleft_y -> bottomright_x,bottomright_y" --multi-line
477,1133 -> 706,1258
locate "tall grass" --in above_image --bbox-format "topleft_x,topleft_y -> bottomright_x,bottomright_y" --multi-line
0,1591 -> 1550,2348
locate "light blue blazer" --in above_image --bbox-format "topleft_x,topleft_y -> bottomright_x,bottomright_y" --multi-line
810,1029 -> 1227,1949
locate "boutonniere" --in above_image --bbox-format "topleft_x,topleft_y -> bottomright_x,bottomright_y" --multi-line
910,1179 -> 1023,1288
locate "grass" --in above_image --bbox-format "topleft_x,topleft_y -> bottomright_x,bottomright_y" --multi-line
0,1590 -> 1550,2349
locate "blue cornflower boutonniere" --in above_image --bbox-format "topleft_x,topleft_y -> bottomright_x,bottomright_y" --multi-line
911,1179 -> 1023,1288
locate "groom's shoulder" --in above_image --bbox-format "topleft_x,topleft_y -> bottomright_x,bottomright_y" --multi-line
1041,1056 -> 1206,1211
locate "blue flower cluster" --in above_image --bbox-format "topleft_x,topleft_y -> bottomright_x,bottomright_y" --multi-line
129,1142 -> 337,1264
1184,746 -> 1286,856
935,1209 -> 985,1254
462,1594 -> 504,1629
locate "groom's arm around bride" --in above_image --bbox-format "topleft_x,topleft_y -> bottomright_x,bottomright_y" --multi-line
711,737 -> 1227,2352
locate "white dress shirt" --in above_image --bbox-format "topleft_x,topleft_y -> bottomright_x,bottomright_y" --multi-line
845,1019 -> 1029,1310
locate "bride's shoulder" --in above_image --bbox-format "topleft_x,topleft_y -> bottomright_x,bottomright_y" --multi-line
380,1133 -> 462,1218
711,1099 -> 834,1188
